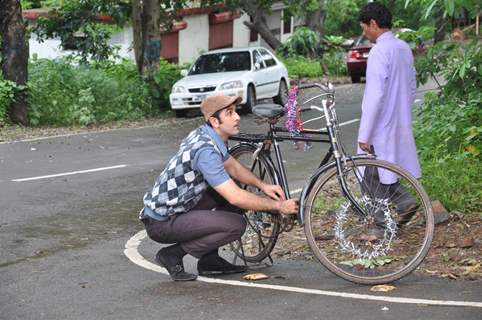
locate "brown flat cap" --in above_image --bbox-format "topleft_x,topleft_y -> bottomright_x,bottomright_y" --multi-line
200,95 -> 242,120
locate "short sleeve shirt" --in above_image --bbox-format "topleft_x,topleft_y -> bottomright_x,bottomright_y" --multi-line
192,124 -> 230,187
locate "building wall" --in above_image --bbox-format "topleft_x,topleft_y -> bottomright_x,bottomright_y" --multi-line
233,14 -> 251,48
178,15 -> 210,64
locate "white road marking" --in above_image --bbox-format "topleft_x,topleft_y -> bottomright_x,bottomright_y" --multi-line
303,118 -> 360,131
124,230 -> 482,308
339,118 -> 360,126
11,164 -> 128,182
291,188 -> 302,195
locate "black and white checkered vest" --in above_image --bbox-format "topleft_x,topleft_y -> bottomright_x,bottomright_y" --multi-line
143,126 -> 221,220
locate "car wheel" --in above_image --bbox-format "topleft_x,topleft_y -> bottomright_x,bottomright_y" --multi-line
273,79 -> 288,106
350,75 -> 361,83
175,109 -> 187,118
242,85 -> 256,114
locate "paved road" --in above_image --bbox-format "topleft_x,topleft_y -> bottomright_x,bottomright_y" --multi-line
1,83 -> 480,320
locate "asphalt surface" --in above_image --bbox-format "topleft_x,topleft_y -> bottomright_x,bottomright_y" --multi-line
1,82 -> 481,320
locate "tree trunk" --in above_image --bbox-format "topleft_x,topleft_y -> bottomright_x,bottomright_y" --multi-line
141,0 -> 161,74
306,0 -> 325,36
131,0 -> 143,74
0,0 -> 29,125
131,0 -> 161,75
433,6 -> 448,43
243,10 -> 282,50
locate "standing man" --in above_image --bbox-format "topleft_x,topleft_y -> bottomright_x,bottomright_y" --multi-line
357,2 -> 421,232
141,95 -> 299,281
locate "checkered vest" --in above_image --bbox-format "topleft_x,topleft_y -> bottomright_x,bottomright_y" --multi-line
143,127 -> 221,220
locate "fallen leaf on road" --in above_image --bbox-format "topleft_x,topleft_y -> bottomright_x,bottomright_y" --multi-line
370,284 -> 396,292
243,273 -> 269,281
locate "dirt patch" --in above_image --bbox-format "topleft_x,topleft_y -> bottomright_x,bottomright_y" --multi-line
272,214 -> 482,280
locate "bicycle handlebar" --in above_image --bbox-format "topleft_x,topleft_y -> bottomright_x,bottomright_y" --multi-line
298,82 -> 335,94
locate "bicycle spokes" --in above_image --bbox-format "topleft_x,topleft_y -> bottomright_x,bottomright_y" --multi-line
305,158 -> 433,284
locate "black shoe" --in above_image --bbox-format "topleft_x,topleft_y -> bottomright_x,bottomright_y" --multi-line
397,204 -> 420,227
155,246 -> 197,281
198,250 -> 247,276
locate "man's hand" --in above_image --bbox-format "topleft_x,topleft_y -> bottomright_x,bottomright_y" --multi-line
278,198 -> 299,215
358,142 -> 372,154
260,183 -> 286,201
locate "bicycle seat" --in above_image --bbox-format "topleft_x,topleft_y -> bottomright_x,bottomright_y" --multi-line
252,104 -> 285,119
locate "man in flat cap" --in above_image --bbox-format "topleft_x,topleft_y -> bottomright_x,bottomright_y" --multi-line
140,95 -> 299,281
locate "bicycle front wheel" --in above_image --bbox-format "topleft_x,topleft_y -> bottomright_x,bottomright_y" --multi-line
304,158 -> 434,284
228,143 -> 282,263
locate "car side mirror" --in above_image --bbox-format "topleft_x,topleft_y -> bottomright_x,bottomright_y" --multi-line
254,62 -> 261,71
180,69 -> 188,77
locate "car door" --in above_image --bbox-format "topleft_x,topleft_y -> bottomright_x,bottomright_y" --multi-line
258,48 -> 282,96
252,49 -> 271,99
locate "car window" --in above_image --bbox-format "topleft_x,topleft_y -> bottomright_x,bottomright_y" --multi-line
189,52 -> 251,75
252,50 -> 266,70
357,36 -> 371,45
259,49 -> 277,67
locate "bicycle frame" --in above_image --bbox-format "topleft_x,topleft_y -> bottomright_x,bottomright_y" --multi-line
230,82 -> 370,225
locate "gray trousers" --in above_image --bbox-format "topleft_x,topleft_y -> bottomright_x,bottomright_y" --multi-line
142,189 -> 247,258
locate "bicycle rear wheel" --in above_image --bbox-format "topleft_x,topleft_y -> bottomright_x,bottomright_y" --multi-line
304,158 -> 434,284
228,143 -> 281,263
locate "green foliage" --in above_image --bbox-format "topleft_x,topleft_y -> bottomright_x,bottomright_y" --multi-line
396,26 -> 436,49
0,77 -> 16,124
282,56 -> 322,78
32,0 -> 130,63
149,59 -> 183,109
282,53 -> 347,78
321,50 -> 347,77
279,27 -> 319,58
414,41 -> 481,212
323,0 -> 366,37
277,27 -> 347,78
405,0 -> 480,20
27,58 -> 156,126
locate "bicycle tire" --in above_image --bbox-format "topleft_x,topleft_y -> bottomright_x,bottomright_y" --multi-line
304,158 -> 434,284
228,143 -> 282,263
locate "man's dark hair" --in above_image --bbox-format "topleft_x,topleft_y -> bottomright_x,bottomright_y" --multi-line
358,2 -> 392,29
206,109 -> 223,127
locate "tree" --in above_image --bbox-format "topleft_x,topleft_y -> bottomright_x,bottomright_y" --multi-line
0,0 -> 29,125
131,0 -> 161,74
404,0 -> 480,42
228,0 -> 282,49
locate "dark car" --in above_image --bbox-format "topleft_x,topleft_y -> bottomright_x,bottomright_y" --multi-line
346,29 -> 422,83
346,35 -> 372,83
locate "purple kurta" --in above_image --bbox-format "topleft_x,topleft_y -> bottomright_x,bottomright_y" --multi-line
357,31 -> 421,184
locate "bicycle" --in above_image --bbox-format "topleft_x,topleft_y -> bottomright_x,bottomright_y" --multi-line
227,83 -> 434,285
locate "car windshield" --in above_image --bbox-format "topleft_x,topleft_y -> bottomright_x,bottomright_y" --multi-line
357,36 -> 371,45
189,52 -> 251,75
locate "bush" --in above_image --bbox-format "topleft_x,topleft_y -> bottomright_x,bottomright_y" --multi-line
282,56 -> 322,78
27,58 -> 156,126
0,77 -> 16,125
150,59 -> 183,110
279,27 -> 319,58
282,51 -> 347,79
321,49 -> 347,77
414,41 -> 481,213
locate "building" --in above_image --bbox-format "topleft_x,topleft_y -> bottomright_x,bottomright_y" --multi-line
23,2 -> 302,64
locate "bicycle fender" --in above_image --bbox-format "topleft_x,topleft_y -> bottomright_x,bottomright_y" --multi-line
298,155 -> 372,225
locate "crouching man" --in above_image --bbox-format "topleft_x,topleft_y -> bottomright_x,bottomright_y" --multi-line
140,95 -> 299,281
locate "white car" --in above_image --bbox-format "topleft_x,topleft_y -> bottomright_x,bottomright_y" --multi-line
169,47 -> 289,117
